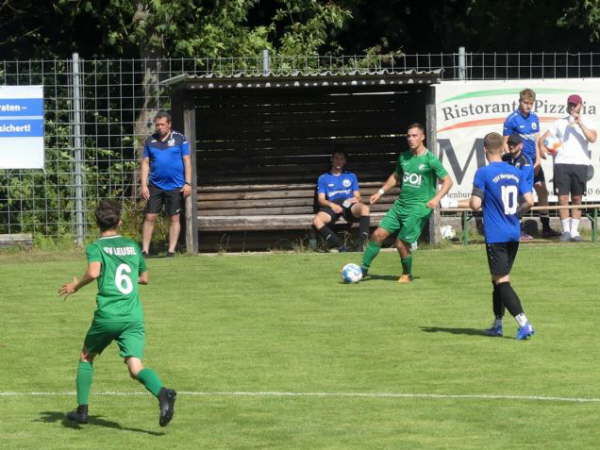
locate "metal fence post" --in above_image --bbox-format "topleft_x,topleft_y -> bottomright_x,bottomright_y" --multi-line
458,47 -> 466,80
72,53 -> 85,246
262,49 -> 270,75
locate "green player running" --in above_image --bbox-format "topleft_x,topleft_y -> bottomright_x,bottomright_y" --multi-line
361,123 -> 453,282
58,200 -> 176,427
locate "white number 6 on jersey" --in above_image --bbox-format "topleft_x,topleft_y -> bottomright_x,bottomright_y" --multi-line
115,263 -> 133,294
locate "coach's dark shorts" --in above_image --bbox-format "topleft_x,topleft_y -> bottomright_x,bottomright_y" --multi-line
534,165 -> 545,185
319,200 -> 357,224
144,184 -> 183,216
486,242 -> 519,277
553,164 -> 588,196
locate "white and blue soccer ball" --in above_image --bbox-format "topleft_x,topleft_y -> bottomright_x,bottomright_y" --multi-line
341,263 -> 363,283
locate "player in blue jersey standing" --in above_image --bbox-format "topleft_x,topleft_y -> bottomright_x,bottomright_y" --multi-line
503,133 -> 534,239
141,111 -> 192,257
503,88 -> 560,238
468,132 -> 535,340
313,151 -> 370,251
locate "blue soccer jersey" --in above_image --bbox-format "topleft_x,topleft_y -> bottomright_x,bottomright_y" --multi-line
473,161 -> 531,243
143,131 -> 190,190
503,110 -> 540,163
502,152 -> 534,192
317,171 -> 359,202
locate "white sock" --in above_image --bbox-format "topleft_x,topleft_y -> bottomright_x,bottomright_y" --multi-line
571,218 -> 580,237
561,218 -> 571,233
494,318 -> 503,327
515,313 -> 528,327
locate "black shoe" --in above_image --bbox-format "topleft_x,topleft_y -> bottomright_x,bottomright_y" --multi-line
142,250 -> 150,257
66,405 -> 88,424
166,251 -> 176,258
158,388 -> 177,427
542,229 -> 561,238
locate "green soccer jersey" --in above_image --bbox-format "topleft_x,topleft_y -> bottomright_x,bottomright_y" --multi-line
394,149 -> 448,209
85,235 -> 147,322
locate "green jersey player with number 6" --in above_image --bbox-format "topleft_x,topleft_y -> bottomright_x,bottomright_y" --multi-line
58,200 -> 176,427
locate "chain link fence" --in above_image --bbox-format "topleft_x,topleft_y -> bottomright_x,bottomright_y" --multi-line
1,51 -> 599,241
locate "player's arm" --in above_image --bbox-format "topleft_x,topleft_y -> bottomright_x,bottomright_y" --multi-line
139,271 -> 149,285
537,130 -> 551,156
140,156 -> 150,200
58,261 -> 101,299
517,192 -> 534,214
318,192 -> 342,213
427,175 -> 453,209
351,190 -> 361,204
468,169 -> 485,211
576,117 -> 597,143
370,172 -> 398,205
181,154 -> 193,197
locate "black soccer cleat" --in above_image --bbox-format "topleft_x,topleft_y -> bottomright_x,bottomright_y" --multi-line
66,404 -> 88,424
158,387 -> 177,427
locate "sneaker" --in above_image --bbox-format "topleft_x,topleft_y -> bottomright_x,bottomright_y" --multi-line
142,250 -> 150,257
516,323 -> 535,340
158,388 -> 177,427
360,266 -> 369,278
398,274 -> 412,284
166,251 -> 176,257
570,235 -> 583,242
542,228 -> 561,238
484,324 -> 503,337
337,246 -> 350,253
519,232 -> 534,242
66,405 -> 88,424
559,232 -> 572,242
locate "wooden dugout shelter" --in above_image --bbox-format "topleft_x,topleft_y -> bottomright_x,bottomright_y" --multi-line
166,68 -> 442,253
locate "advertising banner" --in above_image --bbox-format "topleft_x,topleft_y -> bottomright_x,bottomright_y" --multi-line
0,86 -> 44,169
435,80 -> 600,201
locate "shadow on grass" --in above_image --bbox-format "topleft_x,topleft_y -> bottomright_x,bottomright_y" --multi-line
359,274 -> 422,282
36,411 -> 165,436
420,326 -> 493,337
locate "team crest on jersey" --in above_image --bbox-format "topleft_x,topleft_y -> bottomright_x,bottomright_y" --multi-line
532,122 -> 537,130
168,138 -> 175,146
342,179 -> 352,188
418,164 -> 426,171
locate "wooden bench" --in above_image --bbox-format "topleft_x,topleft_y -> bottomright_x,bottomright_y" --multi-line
197,181 -> 401,232
0,233 -> 33,249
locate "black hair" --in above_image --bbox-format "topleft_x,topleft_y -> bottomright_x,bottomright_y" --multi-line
154,110 -> 172,123
95,200 -> 121,232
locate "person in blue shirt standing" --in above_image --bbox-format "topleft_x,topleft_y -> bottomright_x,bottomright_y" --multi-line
502,133 -> 534,240
468,132 -> 535,340
313,151 -> 370,251
503,88 -> 560,238
141,111 -> 192,257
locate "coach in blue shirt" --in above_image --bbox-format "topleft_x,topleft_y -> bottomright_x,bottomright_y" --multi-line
503,88 -> 559,238
141,111 -> 192,257
313,151 -> 370,251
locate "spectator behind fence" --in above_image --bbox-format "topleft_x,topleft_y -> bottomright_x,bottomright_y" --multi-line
312,150 -> 370,252
503,88 -> 560,238
140,111 -> 192,257
539,94 -> 598,242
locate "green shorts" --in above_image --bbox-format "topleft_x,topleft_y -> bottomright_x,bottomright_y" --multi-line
83,320 -> 145,359
379,204 -> 432,244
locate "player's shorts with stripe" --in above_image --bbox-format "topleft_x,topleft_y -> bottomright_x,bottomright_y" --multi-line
83,320 -> 145,359
486,241 -> 519,277
378,204 -> 431,244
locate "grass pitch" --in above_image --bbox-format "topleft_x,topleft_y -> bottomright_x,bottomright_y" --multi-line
2,244 -> 600,449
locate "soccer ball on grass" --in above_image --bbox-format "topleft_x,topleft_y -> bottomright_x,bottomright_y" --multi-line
341,263 -> 363,283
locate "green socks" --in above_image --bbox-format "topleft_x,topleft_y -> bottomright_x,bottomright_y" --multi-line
362,241 -> 382,269
76,361 -> 94,405
401,255 -> 413,276
137,368 -> 163,397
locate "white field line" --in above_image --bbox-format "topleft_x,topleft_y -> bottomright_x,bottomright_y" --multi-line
1,391 -> 600,403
